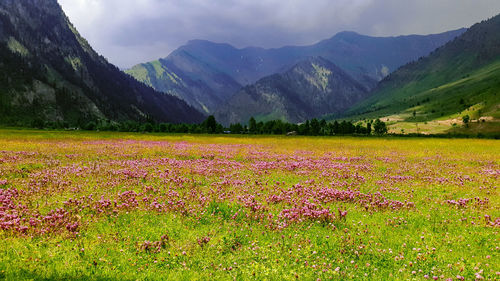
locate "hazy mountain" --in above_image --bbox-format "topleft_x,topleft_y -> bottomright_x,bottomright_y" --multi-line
214,57 -> 369,125
126,53 -> 242,114
346,14 -> 500,131
0,0 -> 203,127
127,29 -> 465,114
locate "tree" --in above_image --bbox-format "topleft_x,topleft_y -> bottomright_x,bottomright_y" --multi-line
229,123 -> 244,134
332,121 -> 340,135
462,115 -> 470,127
298,121 -> 310,135
256,121 -> 264,134
272,120 -> 286,135
84,121 -> 97,131
32,118 -> 45,129
310,118 -> 320,135
142,123 -> 154,133
355,123 -> 367,134
159,123 -> 168,132
215,124 -> 224,134
248,117 -> 257,134
366,122 -> 372,135
373,119 -> 388,135
319,119 -> 327,135
340,121 -> 354,135
202,115 -> 217,133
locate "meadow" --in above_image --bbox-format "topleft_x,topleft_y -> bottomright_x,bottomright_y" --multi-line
0,130 -> 498,280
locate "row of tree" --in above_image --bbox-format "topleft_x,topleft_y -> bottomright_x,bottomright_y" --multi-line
236,117 -> 388,136
56,115 -> 388,136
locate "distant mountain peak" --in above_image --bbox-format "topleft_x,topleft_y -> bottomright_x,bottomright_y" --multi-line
332,31 -> 363,39
183,39 -> 237,51
186,39 -> 220,46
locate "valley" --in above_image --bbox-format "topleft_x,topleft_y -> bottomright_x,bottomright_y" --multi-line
0,2 -> 499,280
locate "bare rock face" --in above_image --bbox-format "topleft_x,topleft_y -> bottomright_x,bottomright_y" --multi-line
0,0 -> 203,127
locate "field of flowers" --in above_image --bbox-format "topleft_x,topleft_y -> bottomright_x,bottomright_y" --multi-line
0,130 -> 498,280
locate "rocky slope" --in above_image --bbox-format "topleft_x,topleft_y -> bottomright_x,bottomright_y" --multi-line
215,57 -> 369,125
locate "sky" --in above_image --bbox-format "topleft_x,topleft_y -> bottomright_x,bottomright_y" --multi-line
58,0 -> 500,69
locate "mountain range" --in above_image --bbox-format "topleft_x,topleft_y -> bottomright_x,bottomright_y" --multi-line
126,29 -> 465,119
0,0 -> 203,128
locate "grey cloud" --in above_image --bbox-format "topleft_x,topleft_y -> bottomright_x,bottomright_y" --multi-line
58,0 -> 500,68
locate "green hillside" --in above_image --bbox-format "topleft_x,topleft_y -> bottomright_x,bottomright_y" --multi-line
344,15 -> 500,135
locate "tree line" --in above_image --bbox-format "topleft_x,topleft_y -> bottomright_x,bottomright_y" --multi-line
50,115 -> 388,136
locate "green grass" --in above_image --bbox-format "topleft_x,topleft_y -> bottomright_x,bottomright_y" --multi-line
0,130 -> 498,280
125,64 -> 154,87
344,59 -> 500,135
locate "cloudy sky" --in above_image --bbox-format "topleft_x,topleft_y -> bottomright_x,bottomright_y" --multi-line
58,0 -> 500,69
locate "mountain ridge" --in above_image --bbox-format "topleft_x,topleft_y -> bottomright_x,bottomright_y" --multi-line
214,56 -> 370,125
0,0 -> 204,127
127,28 -> 466,115
343,14 -> 500,134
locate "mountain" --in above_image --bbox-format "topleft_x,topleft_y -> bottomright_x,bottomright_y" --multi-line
0,0 -> 203,127
214,57 -> 369,125
346,14 -> 500,134
126,54 -> 242,114
127,29 -> 465,114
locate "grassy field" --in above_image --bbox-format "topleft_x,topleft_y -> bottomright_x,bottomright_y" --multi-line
0,130 -> 498,280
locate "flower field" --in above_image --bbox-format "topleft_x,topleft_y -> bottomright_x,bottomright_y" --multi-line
0,130 -> 498,280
